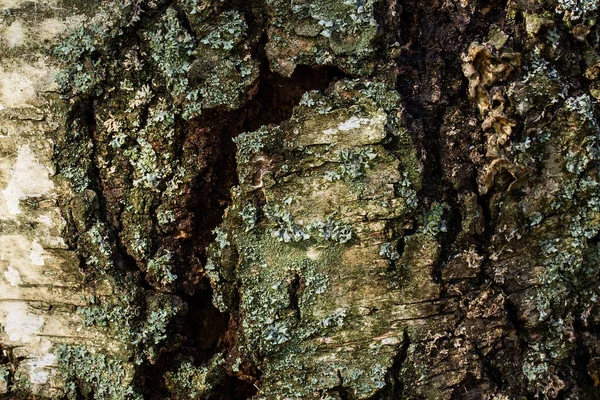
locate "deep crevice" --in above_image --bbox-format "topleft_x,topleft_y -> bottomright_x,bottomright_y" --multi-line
287,273 -> 303,319
62,8 -> 347,396
369,330 -> 410,400
143,56 -> 346,399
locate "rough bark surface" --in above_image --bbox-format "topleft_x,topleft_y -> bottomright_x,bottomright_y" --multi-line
0,0 -> 131,397
1,0 -> 600,399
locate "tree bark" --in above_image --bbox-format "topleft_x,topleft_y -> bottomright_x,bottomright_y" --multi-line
1,0 -> 600,399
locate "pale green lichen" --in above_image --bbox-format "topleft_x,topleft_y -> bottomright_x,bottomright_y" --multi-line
397,172 -> 419,210
207,80 -> 421,398
56,344 -> 141,400
264,204 -> 311,243
178,0 -> 216,24
240,203 -> 258,231
157,208 -> 176,226
145,7 -> 195,99
213,227 -> 231,250
319,307 -> 347,328
521,316 -> 575,395
265,0 -> 378,75
309,216 -> 353,243
78,290 -> 184,363
264,321 -> 291,345
0,365 -> 9,383
199,10 -> 246,50
422,203 -> 448,236
339,147 -> 377,178
164,355 -> 224,399
555,0 -> 598,23
379,242 -> 400,261
87,221 -> 113,258
54,0 -> 143,98
233,127 -> 270,164
147,250 -> 178,286
124,138 -> 168,190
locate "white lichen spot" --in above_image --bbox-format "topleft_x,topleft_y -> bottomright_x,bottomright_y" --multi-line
0,71 -> 35,107
322,114 -> 387,143
5,20 -> 26,47
3,266 -> 22,287
45,235 -> 67,249
380,337 -> 400,346
2,145 -> 54,216
306,247 -> 321,260
0,0 -> 59,10
5,302 -> 44,343
0,60 -> 55,107
36,214 -> 54,226
29,240 -> 45,266
338,116 -> 367,131
27,353 -> 56,384
38,17 -> 78,42
324,116 -> 372,134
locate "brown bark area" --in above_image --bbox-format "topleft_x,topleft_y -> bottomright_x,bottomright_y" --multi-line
364,1 -> 599,398
363,1 -> 600,398
2,0 -> 599,398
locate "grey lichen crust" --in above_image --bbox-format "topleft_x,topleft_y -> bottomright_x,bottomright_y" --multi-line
207,80 -> 424,399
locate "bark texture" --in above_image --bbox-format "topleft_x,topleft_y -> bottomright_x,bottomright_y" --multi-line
1,0 -> 600,399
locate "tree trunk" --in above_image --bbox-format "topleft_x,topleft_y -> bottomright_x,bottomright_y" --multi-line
1,0 -> 599,399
